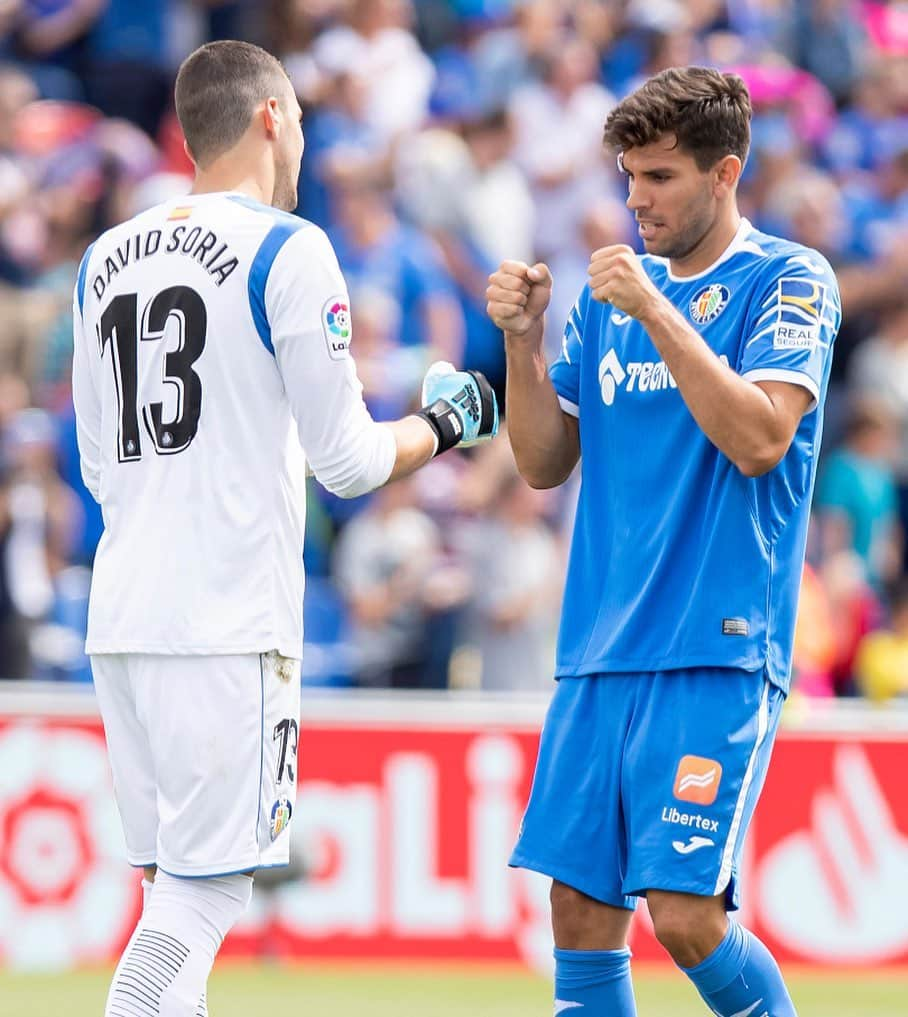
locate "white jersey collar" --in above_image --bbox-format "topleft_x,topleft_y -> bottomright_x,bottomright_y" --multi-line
660,218 -> 759,283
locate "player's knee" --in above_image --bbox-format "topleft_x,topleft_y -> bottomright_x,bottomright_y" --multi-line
550,880 -> 589,924
648,893 -> 726,967
145,870 -> 254,946
550,881 -> 631,950
651,907 -> 700,961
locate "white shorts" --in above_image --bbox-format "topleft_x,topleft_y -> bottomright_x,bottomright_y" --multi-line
92,651 -> 301,877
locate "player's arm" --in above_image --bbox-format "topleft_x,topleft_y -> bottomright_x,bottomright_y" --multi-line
487,260 -> 579,489
71,271 -> 102,502
587,246 -> 828,477
268,228 -> 495,498
638,298 -> 812,476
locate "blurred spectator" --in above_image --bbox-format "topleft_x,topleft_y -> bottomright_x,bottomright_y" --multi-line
333,475 -> 470,688
854,579 -> 908,702
792,561 -> 838,697
760,166 -> 849,261
0,66 -> 39,287
848,298 -> 908,564
309,0 -> 435,142
508,32 -> 614,261
392,124 -> 472,234
4,406 -> 81,585
814,400 -> 903,590
82,0 -> 174,136
0,456 -> 30,677
462,469 -> 561,691
328,180 -> 465,372
735,62 -> 836,149
819,549 -> 886,696
344,282 -> 420,420
0,406 -> 82,676
780,0 -> 868,107
3,0 -> 105,102
470,0 -> 565,109
296,61 -> 389,226
820,61 -> 907,179
544,196 -> 633,361
632,22 -> 699,88
458,106 -> 534,266
195,0 -> 249,43
390,117 -> 518,394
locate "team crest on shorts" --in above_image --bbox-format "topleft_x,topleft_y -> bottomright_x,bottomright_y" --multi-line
270,796 -> 293,840
265,649 -> 296,683
689,284 -> 730,325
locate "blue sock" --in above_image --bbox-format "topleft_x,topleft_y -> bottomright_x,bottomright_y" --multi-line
682,919 -> 796,1016
554,947 -> 636,1015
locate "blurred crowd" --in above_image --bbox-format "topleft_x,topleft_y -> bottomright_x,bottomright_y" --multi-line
0,0 -> 905,700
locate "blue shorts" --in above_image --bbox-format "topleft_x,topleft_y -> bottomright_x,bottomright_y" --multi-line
510,668 -> 784,911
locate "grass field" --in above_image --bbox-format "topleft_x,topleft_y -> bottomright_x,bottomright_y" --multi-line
3,962 -> 906,1016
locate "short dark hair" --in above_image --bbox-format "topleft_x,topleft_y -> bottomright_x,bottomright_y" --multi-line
603,66 -> 751,171
175,41 -> 290,166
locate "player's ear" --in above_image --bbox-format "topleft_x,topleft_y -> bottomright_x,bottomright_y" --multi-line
262,96 -> 282,139
182,139 -> 197,169
713,154 -> 742,197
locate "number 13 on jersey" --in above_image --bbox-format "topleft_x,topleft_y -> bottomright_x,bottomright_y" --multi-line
99,285 -> 207,462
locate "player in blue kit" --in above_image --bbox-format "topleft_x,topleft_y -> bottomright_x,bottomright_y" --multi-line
487,67 -> 841,1016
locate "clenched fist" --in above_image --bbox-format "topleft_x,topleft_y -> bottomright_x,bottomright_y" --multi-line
588,245 -> 662,320
486,260 -> 553,337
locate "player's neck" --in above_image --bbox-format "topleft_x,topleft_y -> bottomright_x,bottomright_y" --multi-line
190,149 -> 275,207
191,173 -> 272,205
668,209 -> 741,278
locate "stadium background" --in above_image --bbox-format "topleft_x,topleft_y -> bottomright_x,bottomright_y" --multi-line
0,0 -> 906,1014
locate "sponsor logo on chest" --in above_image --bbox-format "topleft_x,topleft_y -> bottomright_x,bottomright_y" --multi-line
598,349 -> 729,407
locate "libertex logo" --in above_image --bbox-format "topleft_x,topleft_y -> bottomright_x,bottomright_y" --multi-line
673,755 -> 723,806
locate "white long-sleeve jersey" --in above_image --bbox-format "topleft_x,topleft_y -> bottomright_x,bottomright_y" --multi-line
72,192 -> 396,657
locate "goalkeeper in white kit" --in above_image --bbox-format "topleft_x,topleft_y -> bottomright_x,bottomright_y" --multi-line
71,39 -> 497,1016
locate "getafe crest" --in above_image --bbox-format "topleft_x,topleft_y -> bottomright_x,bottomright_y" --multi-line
689,284 -> 730,325
270,796 -> 292,840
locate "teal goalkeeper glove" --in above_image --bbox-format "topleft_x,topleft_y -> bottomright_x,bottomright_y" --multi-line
417,361 -> 499,455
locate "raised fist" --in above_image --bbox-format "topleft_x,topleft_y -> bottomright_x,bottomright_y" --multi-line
486,260 -> 553,337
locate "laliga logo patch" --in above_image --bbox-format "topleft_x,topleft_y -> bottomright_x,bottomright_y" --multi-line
689,284 -> 730,325
270,796 -> 292,840
322,297 -> 351,360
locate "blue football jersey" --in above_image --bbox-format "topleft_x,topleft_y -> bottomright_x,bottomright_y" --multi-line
549,219 -> 841,692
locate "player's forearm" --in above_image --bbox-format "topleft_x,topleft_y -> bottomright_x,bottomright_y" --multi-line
504,327 -> 579,488
638,299 -> 793,476
384,415 -> 439,482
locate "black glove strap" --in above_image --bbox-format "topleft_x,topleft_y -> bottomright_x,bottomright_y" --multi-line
467,370 -> 496,436
415,400 -> 463,456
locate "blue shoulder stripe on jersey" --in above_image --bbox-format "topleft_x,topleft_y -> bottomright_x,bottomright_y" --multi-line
246,213 -> 308,356
76,241 -> 95,315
